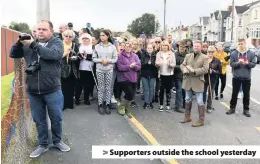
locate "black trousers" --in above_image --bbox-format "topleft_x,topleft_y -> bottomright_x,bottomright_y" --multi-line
137,71 -> 141,91
75,70 -> 94,102
215,74 -> 226,96
159,75 -> 173,106
119,81 -> 136,101
61,73 -> 76,109
114,77 -> 123,100
230,78 -> 251,111
155,77 -> 160,98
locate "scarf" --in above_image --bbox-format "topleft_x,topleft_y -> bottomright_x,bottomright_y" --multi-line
63,41 -> 72,63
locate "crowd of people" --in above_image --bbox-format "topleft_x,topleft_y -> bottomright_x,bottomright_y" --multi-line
55,22 -> 256,123
9,20 -> 256,158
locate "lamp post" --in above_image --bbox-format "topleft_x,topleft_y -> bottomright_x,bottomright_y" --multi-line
163,0 -> 166,37
231,0 -> 235,41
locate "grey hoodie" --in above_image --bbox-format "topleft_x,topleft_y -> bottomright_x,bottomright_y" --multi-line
93,42 -> 118,72
230,48 -> 257,80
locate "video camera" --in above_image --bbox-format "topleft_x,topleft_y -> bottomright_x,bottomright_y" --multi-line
25,61 -> 41,75
19,33 -> 31,41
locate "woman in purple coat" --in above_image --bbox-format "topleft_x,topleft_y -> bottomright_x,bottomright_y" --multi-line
117,42 -> 141,118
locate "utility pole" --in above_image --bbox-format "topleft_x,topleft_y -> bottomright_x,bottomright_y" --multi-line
163,0 -> 166,37
231,0 -> 235,41
36,0 -> 52,145
179,21 -> 182,41
36,0 -> 50,21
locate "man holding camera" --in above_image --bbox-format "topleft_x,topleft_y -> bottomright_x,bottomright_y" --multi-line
10,20 -> 70,158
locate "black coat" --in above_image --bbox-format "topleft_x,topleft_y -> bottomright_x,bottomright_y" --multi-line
174,51 -> 186,79
61,42 -> 80,79
140,51 -> 158,78
204,57 -> 222,84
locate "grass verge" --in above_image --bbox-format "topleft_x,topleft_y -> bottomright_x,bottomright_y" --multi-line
1,72 -> 14,118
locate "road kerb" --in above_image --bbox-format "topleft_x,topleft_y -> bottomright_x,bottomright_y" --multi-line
220,102 -> 230,110
124,115 -> 179,164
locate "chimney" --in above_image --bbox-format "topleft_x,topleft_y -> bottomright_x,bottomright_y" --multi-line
228,6 -> 232,12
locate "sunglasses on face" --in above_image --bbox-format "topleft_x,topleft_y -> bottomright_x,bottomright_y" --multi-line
65,35 -> 73,38
208,51 -> 215,53
155,41 -> 161,44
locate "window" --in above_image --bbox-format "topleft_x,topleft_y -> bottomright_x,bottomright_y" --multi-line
249,28 -> 260,38
238,19 -> 242,26
255,10 -> 258,19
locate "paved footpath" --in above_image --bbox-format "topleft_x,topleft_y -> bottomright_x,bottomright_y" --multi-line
38,98 -> 162,164
130,85 -> 260,164
31,72 -> 260,164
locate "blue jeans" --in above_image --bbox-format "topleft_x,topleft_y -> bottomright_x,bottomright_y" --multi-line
28,90 -> 63,146
203,78 -> 217,109
175,79 -> 185,109
142,77 -> 156,103
185,89 -> 204,105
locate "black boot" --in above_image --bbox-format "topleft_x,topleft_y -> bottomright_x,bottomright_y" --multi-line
143,102 -> 148,109
243,110 -> 251,117
84,100 -> 90,105
149,103 -> 153,109
98,104 -> 105,115
75,99 -> 80,105
105,104 -> 111,115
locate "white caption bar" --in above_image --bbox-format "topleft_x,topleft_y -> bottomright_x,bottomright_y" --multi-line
92,145 -> 260,159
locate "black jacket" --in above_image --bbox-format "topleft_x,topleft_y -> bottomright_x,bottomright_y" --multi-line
10,36 -> 63,94
204,57 -> 222,84
140,51 -> 158,78
174,51 -> 186,79
61,42 -> 80,79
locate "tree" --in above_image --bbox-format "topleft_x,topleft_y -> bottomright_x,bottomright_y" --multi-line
127,13 -> 160,37
9,21 -> 31,34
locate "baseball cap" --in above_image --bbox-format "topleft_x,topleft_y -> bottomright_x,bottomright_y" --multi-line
68,22 -> 73,27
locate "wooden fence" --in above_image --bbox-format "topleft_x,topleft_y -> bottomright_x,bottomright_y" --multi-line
1,27 -> 20,76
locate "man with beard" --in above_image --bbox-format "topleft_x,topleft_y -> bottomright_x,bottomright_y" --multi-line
184,39 -> 194,53
180,40 -> 209,127
173,41 -> 187,113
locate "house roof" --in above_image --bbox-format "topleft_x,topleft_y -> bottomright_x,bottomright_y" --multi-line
201,17 -> 210,24
243,0 -> 260,8
220,11 -> 230,19
235,0 -> 260,14
214,11 -> 219,19
235,6 -> 249,14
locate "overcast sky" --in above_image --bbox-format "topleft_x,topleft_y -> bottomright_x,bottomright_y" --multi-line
1,0 -> 254,32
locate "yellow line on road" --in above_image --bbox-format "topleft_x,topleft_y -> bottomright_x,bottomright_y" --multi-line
220,102 -> 230,110
255,127 -> 260,131
129,116 -> 179,164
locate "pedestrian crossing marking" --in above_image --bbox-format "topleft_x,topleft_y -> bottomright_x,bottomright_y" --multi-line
220,102 -> 230,110
127,116 -> 179,164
